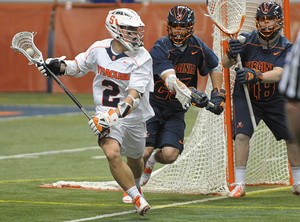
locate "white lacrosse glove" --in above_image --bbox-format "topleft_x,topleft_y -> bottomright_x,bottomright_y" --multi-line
36,56 -> 66,77
165,74 -> 191,110
88,109 -> 119,136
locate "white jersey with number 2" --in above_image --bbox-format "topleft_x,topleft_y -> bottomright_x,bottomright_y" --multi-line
74,38 -> 154,123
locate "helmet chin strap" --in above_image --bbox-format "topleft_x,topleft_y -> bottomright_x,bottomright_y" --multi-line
257,31 -> 280,50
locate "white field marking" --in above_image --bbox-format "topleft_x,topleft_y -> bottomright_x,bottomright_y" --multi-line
90,156 -> 107,159
63,186 -> 292,222
0,146 -> 102,160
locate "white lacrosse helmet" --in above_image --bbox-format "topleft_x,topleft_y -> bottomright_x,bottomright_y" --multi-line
105,8 -> 145,54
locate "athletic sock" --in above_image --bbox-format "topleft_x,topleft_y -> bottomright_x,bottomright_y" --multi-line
235,166 -> 246,183
291,166 -> 300,184
148,150 -> 157,164
126,186 -> 140,200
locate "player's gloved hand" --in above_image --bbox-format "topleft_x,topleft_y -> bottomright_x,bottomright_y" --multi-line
165,74 -> 191,110
36,56 -> 66,77
235,67 -> 263,86
226,39 -> 243,61
88,109 -> 119,136
189,87 -> 209,108
206,87 -> 226,115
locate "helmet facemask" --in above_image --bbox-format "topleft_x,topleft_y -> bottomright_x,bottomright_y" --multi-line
118,25 -> 144,52
256,15 -> 283,40
167,22 -> 194,46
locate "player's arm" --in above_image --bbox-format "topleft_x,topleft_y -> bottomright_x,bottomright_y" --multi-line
206,64 -> 227,115
222,39 -> 243,68
89,89 -> 141,136
235,67 -> 282,86
36,58 -> 86,77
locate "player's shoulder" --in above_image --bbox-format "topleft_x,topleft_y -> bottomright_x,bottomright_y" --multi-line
88,38 -> 112,51
152,36 -> 174,51
279,35 -> 293,49
189,35 -> 206,46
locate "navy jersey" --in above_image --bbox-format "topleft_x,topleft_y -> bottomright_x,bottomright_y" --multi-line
235,30 -> 293,102
149,35 -> 219,111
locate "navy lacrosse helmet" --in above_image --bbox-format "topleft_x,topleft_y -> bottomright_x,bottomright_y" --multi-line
255,2 -> 283,40
166,5 -> 195,46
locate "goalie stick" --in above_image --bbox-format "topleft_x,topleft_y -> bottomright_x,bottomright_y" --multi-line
11,31 -> 92,120
206,0 -> 257,131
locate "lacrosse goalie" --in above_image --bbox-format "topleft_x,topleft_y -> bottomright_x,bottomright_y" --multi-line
222,2 -> 300,197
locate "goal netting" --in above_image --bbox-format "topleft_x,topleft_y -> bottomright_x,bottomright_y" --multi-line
47,0 -> 290,195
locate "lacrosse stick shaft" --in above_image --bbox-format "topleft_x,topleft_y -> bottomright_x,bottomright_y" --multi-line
44,65 -> 92,120
237,54 -> 257,132
191,91 -> 215,108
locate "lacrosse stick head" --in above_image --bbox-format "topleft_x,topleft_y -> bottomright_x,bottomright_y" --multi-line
206,0 -> 246,39
255,2 -> 283,41
11,31 -> 44,65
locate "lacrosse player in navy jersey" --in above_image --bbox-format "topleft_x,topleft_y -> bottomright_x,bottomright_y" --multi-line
222,2 -> 300,197
36,8 -> 154,216
121,6 -> 225,202
279,30 -> 300,195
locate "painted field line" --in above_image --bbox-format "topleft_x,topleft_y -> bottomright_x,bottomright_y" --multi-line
63,186 -> 292,222
0,146 -> 101,160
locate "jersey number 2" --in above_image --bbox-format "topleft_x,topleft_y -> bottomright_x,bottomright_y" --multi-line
102,80 -> 120,107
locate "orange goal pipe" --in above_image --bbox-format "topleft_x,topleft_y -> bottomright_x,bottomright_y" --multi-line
284,0 -> 291,41
223,40 -> 235,191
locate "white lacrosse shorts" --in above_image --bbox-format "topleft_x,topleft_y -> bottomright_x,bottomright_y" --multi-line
107,121 -> 147,159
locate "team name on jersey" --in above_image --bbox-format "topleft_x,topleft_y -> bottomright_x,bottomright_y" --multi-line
97,65 -> 130,80
245,61 -> 274,72
174,63 -> 196,74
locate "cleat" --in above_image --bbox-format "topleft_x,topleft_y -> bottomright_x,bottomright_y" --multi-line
122,192 -> 132,203
122,187 -> 143,203
132,195 -> 150,216
140,160 -> 155,186
292,181 -> 300,195
228,182 -> 246,197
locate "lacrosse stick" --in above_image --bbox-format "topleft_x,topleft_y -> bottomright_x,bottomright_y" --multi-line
11,31 -> 92,120
206,0 -> 257,132
172,80 -> 215,108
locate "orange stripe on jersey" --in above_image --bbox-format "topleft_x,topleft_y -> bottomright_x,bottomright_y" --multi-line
84,45 -> 110,70
124,52 -> 139,67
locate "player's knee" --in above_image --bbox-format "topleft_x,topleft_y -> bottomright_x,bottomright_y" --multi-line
235,133 -> 250,146
162,149 -> 180,164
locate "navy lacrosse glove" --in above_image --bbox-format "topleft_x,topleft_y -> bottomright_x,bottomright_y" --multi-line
235,68 -> 263,86
206,87 -> 226,115
36,57 -> 66,77
226,39 -> 243,61
189,87 -> 209,108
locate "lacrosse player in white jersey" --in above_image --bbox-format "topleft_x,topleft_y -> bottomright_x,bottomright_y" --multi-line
37,8 -> 154,216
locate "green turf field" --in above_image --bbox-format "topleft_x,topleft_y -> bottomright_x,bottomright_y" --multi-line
0,92 -> 300,222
